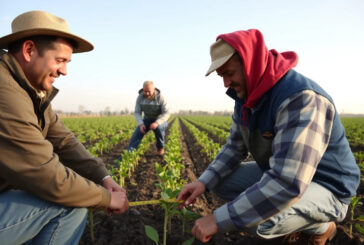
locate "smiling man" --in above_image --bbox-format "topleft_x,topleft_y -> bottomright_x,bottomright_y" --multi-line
12,36 -> 71,91
0,11 -> 128,244
127,80 -> 170,155
178,29 -> 360,245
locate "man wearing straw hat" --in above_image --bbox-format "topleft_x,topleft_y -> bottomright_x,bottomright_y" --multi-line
0,11 -> 129,244
178,29 -> 360,244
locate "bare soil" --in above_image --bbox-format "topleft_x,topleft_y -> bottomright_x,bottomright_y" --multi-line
79,118 -> 364,245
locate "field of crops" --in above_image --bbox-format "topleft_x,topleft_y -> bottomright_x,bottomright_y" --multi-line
60,115 -> 364,245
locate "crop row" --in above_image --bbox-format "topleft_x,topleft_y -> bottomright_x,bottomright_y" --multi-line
183,116 -> 229,142
179,117 -> 221,161
62,116 -> 136,145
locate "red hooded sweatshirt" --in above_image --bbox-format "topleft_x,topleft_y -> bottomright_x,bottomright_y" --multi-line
217,29 -> 298,122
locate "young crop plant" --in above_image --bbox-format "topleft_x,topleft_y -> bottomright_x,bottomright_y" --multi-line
62,116 -> 137,156
349,196 -> 364,237
62,116 -> 137,242
109,150 -> 133,187
181,117 -> 221,161
149,163 -> 198,245
177,206 -> 201,236
145,120 -> 197,245
88,131 -> 155,242
341,118 -> 364,146
185,117 -> 229,142
354,152 -> 364,181
144,198 -> 195,245
183,115 -> 232,132
111,131 -> 155,187
86,127 -> 134,157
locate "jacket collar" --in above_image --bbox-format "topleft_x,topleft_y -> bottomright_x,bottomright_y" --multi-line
226,87 -> 244,103
138,87 -> 160,99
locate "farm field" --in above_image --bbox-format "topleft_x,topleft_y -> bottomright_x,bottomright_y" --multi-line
60,115 -> 364,245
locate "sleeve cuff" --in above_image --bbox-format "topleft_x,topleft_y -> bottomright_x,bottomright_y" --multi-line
214,203 -> 237,233
137,120 -> 144,125
102,175 -> 111,181
198,170 -> 219,191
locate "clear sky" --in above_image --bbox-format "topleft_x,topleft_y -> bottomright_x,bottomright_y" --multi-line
1,0 -> 363,114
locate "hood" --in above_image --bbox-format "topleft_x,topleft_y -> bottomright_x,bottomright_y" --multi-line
217,29 -> 298,109
138,87 -> 161,96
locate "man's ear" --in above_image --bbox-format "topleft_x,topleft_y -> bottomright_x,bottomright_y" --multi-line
22,40 -> 36,62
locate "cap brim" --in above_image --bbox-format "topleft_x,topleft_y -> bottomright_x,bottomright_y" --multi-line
205,52 -> 234,76
0,29 -> 93,53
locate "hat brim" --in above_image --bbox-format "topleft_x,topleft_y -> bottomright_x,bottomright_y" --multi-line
205,52 -> 234,76
0,28 -> 93,53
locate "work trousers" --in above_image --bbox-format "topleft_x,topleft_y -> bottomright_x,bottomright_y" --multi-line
127,119 -> 168,151
212,161 -> 348,239
0,190 -> 88,245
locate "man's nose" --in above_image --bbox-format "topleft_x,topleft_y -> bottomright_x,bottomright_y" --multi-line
58,64 -> 67,76
223,77 -> 231,87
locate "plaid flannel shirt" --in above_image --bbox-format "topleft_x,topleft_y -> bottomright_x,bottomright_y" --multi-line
198,90 -> 335,232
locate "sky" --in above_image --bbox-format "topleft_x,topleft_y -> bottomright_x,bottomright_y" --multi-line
1,0 -> 364,114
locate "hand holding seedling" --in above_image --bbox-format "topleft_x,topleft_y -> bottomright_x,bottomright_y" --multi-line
109,191 -> 129,214
103,176 -> 129,214
177,181 -> 206,207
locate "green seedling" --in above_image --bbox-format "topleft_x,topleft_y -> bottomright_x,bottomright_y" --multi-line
350,196 -> 363,237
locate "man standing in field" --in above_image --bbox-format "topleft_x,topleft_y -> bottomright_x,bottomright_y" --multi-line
0,11 -> 128,244
127,80 -> 170,155
178,29 -> 360,244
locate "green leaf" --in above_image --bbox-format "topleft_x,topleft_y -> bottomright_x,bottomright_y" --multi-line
181,237 -> 195,245
155,163 -> 161,172
161,192 -> 170,200
356,215 -> 364,222
145,225 -> 159,245
182,209 -> 201,220
355,224 -> 364,235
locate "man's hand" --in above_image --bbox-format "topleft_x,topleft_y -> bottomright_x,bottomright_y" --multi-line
109,191 -> 129,214
192,215 -> 218,242
102,176 -> 126,193
149,122 -> 159,130
103,177 -> 128,214
139,124 -> 147,134
177,181 -> 206,206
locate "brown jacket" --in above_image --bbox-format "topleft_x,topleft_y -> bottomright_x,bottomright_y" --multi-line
0,50 -> 111,208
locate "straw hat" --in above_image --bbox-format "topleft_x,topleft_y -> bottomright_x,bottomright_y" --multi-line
0,10 -> 93,53
205,38 -> 236,76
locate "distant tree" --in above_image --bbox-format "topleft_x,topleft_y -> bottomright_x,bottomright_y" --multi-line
78,105 -> 85,114
104,106 -> 111,116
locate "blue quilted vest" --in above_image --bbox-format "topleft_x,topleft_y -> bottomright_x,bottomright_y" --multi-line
228,69 -> 360,204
